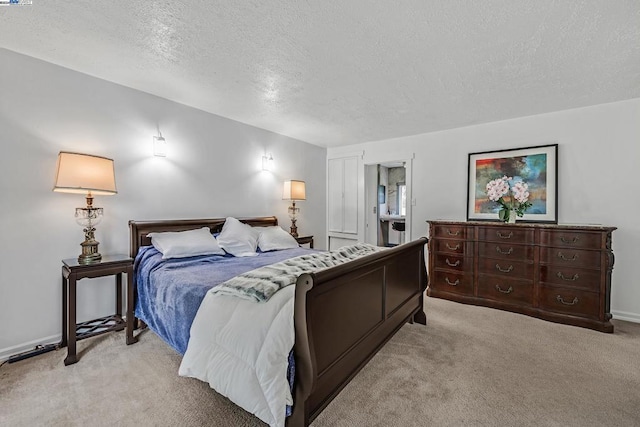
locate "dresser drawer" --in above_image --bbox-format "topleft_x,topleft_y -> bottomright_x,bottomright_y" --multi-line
538,285 -> 600,319
478,242 -> 534,261
432,224 -> 469,239
540,247 -> 602,269
539,265 -> 602,291
432,238 -> 471,255
477,275 -> 533,306
477,258 -> 535,280
433,253 -> 470,273
540,230 -> 603,249
477,226 -> 535,244
430,270 -> 473,295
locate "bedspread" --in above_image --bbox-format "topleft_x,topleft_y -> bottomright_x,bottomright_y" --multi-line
179,285 -> 296,427
178,244 -> 384,427
134,246 -> 313,354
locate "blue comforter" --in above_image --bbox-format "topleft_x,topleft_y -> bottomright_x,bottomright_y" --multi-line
134,245 -> 315,355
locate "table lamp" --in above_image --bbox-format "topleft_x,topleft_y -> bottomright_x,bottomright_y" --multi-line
282,180 -> 306,237
53,152 -> 117,264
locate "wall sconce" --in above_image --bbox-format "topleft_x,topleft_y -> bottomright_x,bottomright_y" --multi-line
262,153 -> 274,171
153,133 -> 167,157
53,152 -> 117,264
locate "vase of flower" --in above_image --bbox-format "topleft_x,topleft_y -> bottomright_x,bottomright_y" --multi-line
486,176 -> 532,223
498,207 -> 518,223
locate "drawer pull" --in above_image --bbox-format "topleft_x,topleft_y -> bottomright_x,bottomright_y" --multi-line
495,246 -> 513,255
557,251 -> 578,261
446,243 -> 461,251
495,264 -> 514,273
557,272 -> 580,281
560,236 -> 580,244
497,231 -> 513,239
447,229 -> 460,236
445,258 -> 461,267
445,277 -> 459,286
556,295 -> 579,306
495,285 -> 513,294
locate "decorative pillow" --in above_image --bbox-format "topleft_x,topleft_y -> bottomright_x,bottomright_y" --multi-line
147,227 -> 225,259
257,226 -> 299,252
217,217 -> 259,257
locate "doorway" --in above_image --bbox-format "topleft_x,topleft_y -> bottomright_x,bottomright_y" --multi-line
364,161 -> 410,247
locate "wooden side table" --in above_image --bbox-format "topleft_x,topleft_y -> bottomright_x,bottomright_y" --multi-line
295,235 -> 314,248
60,254 -> 135,365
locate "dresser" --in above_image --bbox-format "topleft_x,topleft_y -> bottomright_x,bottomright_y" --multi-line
427,221 -> 616,332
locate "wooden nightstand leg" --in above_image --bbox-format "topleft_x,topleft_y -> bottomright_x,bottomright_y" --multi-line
126,266 -> 138,345
115,272 -> 122,318
61,268 -> 68,348
64,274 -> 78,366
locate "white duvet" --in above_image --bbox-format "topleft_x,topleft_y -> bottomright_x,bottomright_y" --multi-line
178,285 -> 295,427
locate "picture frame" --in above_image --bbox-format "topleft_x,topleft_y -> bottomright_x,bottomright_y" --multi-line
467,144 -> 558,223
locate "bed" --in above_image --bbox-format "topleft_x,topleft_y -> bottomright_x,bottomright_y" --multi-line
126,216 -> 428,427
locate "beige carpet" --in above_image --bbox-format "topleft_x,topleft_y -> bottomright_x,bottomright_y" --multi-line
2,296 -> 640,426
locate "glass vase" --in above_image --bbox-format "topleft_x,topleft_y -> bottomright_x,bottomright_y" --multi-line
499,207 -> 517,223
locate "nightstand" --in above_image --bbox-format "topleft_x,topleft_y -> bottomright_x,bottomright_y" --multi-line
60,254 -> 134,365
295,235 -> 314,248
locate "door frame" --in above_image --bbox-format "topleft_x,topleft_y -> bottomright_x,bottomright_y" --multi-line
363,153 -> 414,244
364,164 -> 380,245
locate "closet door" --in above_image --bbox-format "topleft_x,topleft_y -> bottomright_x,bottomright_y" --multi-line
342,157 -> 358,234
328,158 -> 344,233
327,156 -> 359,234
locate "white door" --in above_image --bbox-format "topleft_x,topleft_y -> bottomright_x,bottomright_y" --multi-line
342,157 -> 358,234
328,156 -> 359,235
327,158 -> 344,233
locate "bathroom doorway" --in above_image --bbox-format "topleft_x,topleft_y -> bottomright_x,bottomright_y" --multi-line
364,161 -> 410,247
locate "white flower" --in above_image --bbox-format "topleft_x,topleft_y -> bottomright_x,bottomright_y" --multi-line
512,181 -> 530,204
485,176 -> 532,214
486,178 -> 510,201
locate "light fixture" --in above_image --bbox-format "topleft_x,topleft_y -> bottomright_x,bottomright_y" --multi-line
262,153 -> 274,171
153,133 -> 167,157
282,180 -> 306,237
53,152 -> 117,264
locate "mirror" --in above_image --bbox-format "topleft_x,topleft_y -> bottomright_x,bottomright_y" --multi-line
398,183 -> 406,216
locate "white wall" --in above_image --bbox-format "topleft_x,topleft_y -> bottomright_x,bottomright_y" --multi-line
0,49 -> 326,358
329,98 -> 640,322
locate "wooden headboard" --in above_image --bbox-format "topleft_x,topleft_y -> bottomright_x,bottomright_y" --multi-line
128,216 -> 278,258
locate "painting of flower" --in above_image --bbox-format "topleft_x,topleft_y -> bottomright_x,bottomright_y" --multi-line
467,144 -> 558,223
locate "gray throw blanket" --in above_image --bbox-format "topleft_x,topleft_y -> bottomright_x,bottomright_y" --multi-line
209,243 -> 383,303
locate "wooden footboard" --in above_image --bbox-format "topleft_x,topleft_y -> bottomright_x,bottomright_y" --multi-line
288,237 -> 428,426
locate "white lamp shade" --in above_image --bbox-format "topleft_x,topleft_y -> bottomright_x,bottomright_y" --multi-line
53,152 -> 117,195
283,180 -> 306,201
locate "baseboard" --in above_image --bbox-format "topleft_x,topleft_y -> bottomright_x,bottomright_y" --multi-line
0,334 -> 61,362
611,310 -> 640,324
2,310 -> 637,361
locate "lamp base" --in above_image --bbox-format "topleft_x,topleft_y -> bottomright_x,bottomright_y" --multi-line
289,218 -> 299,238
79,239 -> 102,264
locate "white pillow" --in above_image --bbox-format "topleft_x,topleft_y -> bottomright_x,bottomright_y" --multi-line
147,227 -> 225,259
217,217 -> 259,257
257,226 -> 299,252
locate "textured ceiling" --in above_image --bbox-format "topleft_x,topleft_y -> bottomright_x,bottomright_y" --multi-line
1,1 -> 639,147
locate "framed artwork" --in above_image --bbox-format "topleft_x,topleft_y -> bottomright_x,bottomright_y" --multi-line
467,144 -> 558,223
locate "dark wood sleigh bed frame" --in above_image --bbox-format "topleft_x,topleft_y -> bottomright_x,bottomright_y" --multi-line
127,216 -> 428,426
